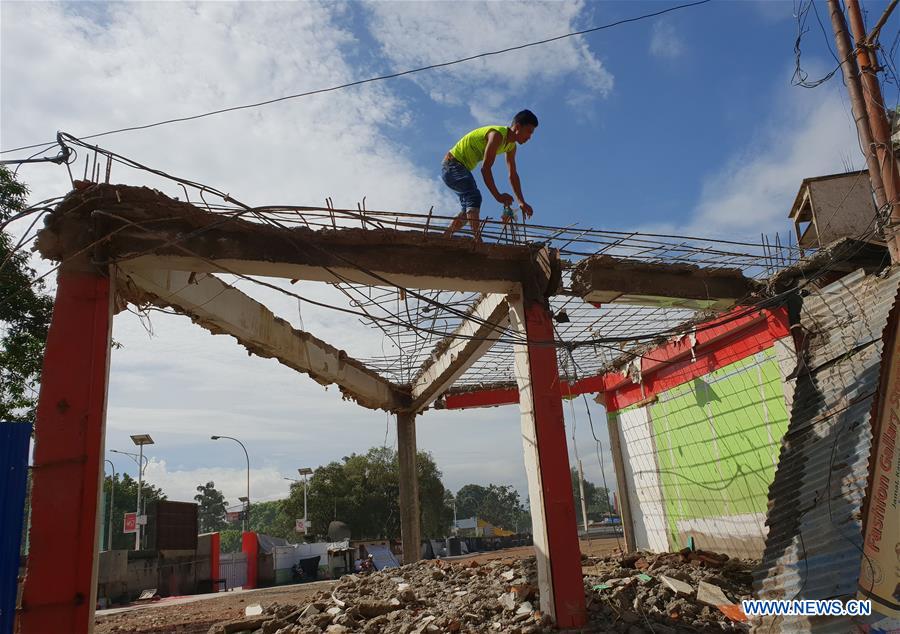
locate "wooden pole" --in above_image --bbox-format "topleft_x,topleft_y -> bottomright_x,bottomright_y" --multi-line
828,0 -> 896,259
846,0 -> 900,262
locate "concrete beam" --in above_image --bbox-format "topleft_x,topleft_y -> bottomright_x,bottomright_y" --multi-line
408,293 -> 510,412
117,267 -> 407,411
570,255 -> 759,310
39,184 -> 558,295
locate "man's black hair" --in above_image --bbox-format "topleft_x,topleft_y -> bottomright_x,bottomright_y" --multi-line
512,109 -> 538,127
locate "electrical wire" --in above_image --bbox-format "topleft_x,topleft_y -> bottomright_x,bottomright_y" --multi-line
1,0 -> 712,155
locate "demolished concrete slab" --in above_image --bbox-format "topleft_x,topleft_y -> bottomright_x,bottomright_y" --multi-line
570,254 -> 759,309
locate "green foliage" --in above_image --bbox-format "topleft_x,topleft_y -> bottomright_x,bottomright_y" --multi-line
100,473 -> 166,550
198,447 -> 457,543
287,447 -> 452,541
454,483 -> 529,532
248,499 -> 286,534
0,166 -> 53,421
571,467 -> 611,524
194,481 -> 229,533
219,529 -> 243,553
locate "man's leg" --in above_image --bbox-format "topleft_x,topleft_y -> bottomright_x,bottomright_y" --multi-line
445,211 -> 467,237
442,159 -> 482,240
466,208 -> 482,241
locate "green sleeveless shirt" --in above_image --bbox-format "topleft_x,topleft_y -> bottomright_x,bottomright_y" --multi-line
449,125 -> 516,171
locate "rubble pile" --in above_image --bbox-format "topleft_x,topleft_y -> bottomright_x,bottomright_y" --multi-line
582,549 -> 754,632
209,558 -> 550,634
207,549 -> 755,634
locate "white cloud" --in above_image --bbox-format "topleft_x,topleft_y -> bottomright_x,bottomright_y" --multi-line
142,458 -> 291,506
686,89 -> 860,239
2,1 -> 624,516
649,21 -> 684,59
365,1 -> 613,121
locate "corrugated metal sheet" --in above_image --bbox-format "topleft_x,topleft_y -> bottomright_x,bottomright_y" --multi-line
0,421 -> 32,634
753,266 -> 900,633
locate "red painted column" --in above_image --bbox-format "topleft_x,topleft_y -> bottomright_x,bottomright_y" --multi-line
210,533 -> 221,591
242,532 -> 258,589
19,272 -> 113,634
523,299 -> 586,628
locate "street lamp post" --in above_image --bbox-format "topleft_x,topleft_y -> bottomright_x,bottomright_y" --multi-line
104,459 -> 116,551
129,434 -> 154,550
110,448 -> 150,550
298,467 -> 313,532
211,436 -> 250,531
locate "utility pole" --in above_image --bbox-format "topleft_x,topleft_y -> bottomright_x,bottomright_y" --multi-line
571,426 -> 590,535
828,0 -> 899,261
298,467 -> 313,535
845,0 -> 900,261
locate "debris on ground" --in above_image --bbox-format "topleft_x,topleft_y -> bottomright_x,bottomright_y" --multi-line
582,548 -> 753,632
206,548 -> 754,633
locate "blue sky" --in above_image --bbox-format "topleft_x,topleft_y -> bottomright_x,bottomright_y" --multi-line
1,1 -> 892,512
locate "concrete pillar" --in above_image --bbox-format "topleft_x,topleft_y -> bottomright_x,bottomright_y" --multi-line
508,294 -> 586,628
19,271 -> 113,634
604,414 -> 636,553
397,411 -> 421,564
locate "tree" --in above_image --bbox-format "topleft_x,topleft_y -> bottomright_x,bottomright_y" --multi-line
571,467 -> 611,524
0,166 -> 53,421
101,473 -> 166,550
219,529 -> 243,553
194,481 -> 228,533
287,446 -> 452,541
454,483 -> 528,532
248,499 -> 286,535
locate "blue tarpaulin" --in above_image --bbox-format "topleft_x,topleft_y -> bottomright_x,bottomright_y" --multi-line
366,543 -> 400,570
1,422 -> 32,634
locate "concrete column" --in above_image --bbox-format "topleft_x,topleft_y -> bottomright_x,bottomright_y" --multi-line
508,294 -> 586,628
397,411 -> 421,564
605,414 -> 636,553
19,271 -> 113,634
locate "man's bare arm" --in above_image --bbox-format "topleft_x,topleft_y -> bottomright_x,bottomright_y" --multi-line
506,148 -> 533,219
481,131 -> 514,207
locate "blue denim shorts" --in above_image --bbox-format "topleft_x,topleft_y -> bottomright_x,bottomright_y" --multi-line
441,157 -> 482,211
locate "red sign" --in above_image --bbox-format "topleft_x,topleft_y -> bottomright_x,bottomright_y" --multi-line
123,512 -> 137,534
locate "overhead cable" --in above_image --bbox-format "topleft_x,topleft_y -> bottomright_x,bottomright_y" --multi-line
1,0 -> 712,155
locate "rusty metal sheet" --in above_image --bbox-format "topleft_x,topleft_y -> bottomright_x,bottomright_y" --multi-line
753,267 -> 900,633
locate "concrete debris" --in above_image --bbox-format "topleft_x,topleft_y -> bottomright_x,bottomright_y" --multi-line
206,549 -> 754,634
208,558 -> 550,634
696,580 -> 733,607
244,603 -> 264,616
582,549 -> 754,631
660,575 -> 694,596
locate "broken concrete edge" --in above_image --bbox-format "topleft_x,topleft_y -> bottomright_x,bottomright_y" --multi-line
37,183 -> 552,280
410,293 -> 507,386
569,253 -> 762,305
408,295 -> 515,413
116,269 -> 412,412
765,236 -> 891,293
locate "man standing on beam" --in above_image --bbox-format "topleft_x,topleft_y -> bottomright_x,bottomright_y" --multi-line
443,110 -> 538,241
